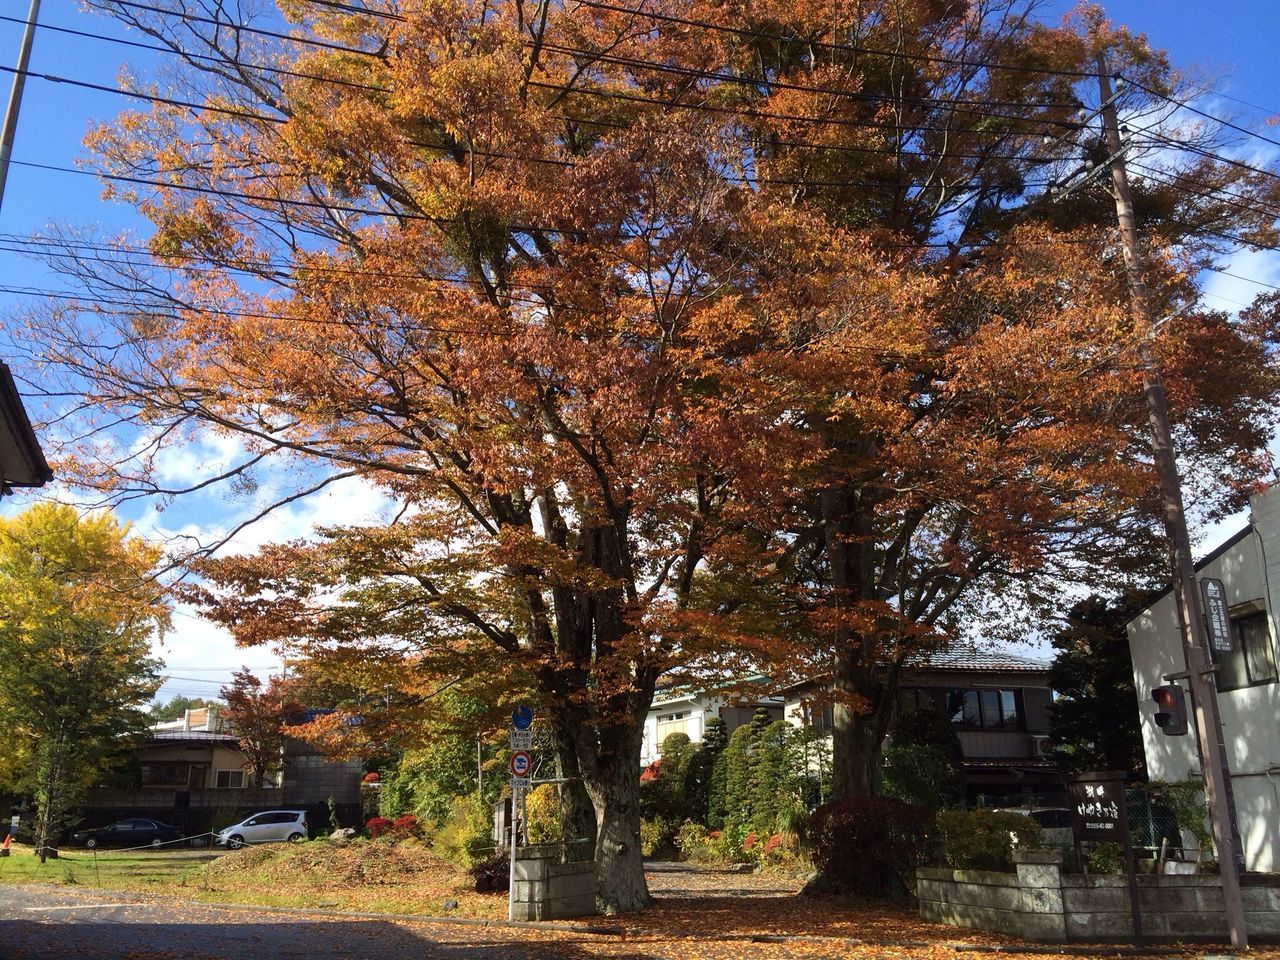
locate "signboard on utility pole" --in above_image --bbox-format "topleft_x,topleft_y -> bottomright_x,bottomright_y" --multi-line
1201,577 -> 1234,655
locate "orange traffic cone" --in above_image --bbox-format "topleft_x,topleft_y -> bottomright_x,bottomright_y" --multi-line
1,832 -> 10,857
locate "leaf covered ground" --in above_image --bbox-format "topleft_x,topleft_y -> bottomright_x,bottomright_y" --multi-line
6,842 -> 1279,959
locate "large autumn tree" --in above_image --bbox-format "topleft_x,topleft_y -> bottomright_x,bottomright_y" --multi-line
10,0 -> 1280,904
0,505 -> 167,860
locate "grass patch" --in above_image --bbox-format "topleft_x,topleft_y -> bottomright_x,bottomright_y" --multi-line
0,839 -> 504,918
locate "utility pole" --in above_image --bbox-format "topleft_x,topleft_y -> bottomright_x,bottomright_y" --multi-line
1095,54 -> 1248,949
0,0 -> 40,215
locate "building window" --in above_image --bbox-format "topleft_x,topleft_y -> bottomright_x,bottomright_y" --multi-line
140,762 -> 190,786
656,711 -> 689,742
1213,613 -> 1279,691
903,687 -> 1025,730
215,770 -> 247,789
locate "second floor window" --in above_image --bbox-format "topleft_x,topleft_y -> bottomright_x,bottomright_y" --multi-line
1213,612 -> 1279,691
898,686 -> 1025,730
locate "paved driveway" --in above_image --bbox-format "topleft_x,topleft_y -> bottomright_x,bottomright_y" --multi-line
0,886 -> 617,960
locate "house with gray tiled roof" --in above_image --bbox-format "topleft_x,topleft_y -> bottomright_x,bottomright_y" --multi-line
782,645 -> 1059,805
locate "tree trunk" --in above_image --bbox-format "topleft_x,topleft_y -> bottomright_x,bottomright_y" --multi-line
821,480 -> 884,803
552,717 -> 598,856
584,722 -> 651,914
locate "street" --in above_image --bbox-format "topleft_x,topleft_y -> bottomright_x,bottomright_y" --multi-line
0,886 -> 612,960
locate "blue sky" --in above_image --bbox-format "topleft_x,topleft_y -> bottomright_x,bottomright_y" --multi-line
1,0 -> 1279,693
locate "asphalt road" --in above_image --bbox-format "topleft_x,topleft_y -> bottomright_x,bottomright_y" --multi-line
0,886 -> 612,960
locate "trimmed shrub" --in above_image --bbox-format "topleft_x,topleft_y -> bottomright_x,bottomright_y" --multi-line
937,809 -> 1042,871
391,814 -> 420,838
366,816 -> 393,839
809,797 -> 932,895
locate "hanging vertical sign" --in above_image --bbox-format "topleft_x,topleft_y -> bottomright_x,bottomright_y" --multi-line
1200,577 -> 1235,655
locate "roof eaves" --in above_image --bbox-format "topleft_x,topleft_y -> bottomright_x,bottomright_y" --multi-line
1126,523 -> 1254,623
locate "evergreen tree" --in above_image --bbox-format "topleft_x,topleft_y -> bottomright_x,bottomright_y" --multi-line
700,717 -> 730,828
749,721 -> 792,832
1048,595 -> 1147,776
720,725 -> 756,827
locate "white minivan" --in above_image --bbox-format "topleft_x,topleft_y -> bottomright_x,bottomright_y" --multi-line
215,810 -> 308,849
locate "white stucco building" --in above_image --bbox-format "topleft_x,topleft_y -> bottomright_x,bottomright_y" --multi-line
639,684 -> 783,765
1126,484 -> 1280,872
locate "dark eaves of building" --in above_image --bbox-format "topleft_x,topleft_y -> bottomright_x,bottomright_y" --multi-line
0,361 -> 51,493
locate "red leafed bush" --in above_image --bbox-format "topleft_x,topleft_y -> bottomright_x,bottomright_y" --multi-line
639,760 -> 661,783
392,814 -> 420,837
741,832 -> 759,852
366,816 -> 393,839
809,797 -> 933,896
362,772 -> 380,784
763,834 -> 783,855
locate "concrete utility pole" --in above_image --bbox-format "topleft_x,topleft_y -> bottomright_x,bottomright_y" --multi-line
1095,55 -> 1248,950
0,0 -> 40,216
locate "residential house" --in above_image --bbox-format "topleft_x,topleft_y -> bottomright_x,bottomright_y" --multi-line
82,706 -> 364,836
1126,483 -> 1280,873
784,647 -> 1058,805
641,682 -> 784,765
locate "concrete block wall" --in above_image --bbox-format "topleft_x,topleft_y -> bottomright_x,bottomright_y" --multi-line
919,849 -> 1280,943
510,844 -> 598,921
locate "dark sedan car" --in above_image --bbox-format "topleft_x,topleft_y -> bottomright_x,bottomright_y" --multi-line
70,818 -> 182,849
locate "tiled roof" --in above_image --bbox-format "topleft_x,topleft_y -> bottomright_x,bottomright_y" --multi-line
912,647 -> 1050,672
150,731 -> 239,745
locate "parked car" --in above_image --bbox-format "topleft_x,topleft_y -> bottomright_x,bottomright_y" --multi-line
70,818 -> 182,850
215,810 -> 308,849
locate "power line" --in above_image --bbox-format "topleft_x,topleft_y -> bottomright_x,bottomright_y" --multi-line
1127,78 -> 1280,152
0,64 -> 282,124
570,0 -> 1095,80
100,0 -> 385,57
84,0 -> 1089,140
5,15 -> 1090,168
1142,130 -> 1280,187
0,13 -> 383,92
5,158 -> 598,237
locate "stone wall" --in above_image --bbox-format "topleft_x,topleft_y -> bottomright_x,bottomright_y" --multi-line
511,844 -> 598,921
919,849 -> 1280,943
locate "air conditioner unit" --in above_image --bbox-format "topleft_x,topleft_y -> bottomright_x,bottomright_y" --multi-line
1031,735 -> 1052,758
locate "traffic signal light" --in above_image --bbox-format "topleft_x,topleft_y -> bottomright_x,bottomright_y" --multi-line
1152,684 -> 1189,736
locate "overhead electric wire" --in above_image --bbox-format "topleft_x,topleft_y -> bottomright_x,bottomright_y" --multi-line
83,0 -> 1086,135
569,0 -> 1096,79
100,0 -> 386,57
0,13 -> 384,91
1141,129 -> 1280,187
0,64 -> 284,123
5,158 -> 602,238
0,283 -> 519,336
529,39 -> 1081,128
11,13 -> 1099,170
1127,77 -> 1280,152
1129,160 -> 1280,223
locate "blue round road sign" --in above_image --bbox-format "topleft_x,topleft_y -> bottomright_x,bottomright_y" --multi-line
511,706 -> 534,730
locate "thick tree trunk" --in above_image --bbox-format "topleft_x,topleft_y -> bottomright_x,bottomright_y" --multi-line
831,651 -> 888,799
552,718 -> 598,855
821,481 -> 885,803
584,722 -> 651,914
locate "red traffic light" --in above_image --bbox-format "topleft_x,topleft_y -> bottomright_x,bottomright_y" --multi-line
1152,684 -> 1188,736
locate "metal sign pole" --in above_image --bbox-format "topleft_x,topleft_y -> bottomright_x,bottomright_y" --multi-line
507,784 -> 519,921
1118,789 -> 1142,944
